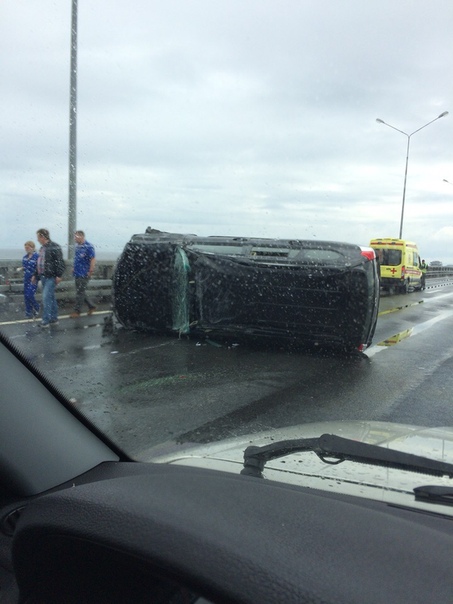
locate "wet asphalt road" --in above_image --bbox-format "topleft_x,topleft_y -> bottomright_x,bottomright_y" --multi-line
2,282 -> 453,459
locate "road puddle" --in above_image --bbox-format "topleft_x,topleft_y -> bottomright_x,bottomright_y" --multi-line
377,328 -> 413,347
368,308 -> 453,355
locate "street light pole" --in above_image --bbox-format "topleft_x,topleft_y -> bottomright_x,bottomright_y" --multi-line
376,111 -> 448,239
68,0 -> 78,261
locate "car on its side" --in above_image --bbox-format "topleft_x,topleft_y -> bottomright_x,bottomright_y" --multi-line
113,229 -> 379,353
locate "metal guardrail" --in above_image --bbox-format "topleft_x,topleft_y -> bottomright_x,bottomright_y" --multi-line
426,269 -> 453,278
0,278 -> 112,304
0,259 -> 116,281
0,259 -> 116,306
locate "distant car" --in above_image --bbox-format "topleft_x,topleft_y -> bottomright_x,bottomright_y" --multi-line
113,230 -> 379,353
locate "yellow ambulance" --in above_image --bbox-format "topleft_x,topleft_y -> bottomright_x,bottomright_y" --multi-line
369,238 -> 423,294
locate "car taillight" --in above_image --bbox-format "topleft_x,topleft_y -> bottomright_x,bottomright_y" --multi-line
360,249 -> 376,261
401,266 -> 405,277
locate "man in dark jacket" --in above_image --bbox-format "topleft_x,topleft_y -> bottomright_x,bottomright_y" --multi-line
32,228 -> 65,327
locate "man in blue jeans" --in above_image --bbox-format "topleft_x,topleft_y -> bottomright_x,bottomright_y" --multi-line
32,229 -> 65,328
70,230 -> 96,318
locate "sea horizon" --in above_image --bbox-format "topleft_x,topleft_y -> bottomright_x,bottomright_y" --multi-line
0,248 -> 121,262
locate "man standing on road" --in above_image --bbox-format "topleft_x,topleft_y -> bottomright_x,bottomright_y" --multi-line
32,229 -> 65,328
420,259 -> 427,290
70,230 -> 96,318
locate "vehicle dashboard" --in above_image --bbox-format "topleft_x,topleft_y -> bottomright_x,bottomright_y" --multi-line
2,458 -> 453,603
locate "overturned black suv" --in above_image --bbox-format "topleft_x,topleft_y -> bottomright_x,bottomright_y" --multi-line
113,228 -> 379,353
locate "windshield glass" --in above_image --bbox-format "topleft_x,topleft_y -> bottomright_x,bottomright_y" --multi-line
374,249 -> 402,266
1,0 -> 453,465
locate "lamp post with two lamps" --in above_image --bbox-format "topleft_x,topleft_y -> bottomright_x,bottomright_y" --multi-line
376,111 -> 448,239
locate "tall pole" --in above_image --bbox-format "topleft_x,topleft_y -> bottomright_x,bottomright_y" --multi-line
376,111 -> 448,239
68,0 -> 78,260
399,136 -> 411,240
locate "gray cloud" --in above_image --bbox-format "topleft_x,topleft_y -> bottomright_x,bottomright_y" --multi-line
1,0 -> 452,263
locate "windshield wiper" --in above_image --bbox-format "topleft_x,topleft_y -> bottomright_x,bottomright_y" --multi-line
240,434 -> 453,479
414,485 -> 453,507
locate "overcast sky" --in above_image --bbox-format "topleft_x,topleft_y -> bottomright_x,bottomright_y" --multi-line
1,1 -> 453,262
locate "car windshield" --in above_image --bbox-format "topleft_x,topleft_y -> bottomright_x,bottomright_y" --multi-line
1,0 -> 453,467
